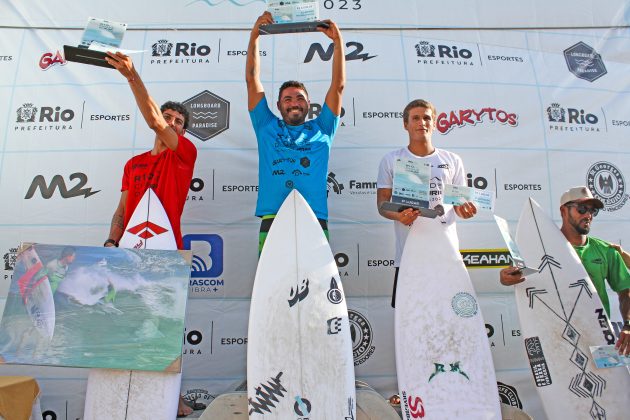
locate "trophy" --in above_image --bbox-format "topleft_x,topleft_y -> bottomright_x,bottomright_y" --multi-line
380,159 -> 444,218
64,17 -> 127,68
260,1 -> 330,35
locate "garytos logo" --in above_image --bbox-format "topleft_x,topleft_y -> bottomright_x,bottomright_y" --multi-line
564,41 -> 607,83
327,172 -> 376,196
39,50 -> 66,70
14,103 -> 77,132
546,103 -> 602,132
436,107 -> 518,134
415,40 -> 476,66
150,39 -> 212,64
587,161 -> 628,212
183,90 -> 230,141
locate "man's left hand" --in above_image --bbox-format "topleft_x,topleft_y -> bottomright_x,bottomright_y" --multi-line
454,201 -> 477,219
616,326 -> 630,356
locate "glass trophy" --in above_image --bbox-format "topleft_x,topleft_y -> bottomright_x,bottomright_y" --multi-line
380,159 -> 444,218
64,17 -> 127,68
260,1 -> 329,35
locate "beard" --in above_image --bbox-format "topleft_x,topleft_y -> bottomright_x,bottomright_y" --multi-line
570,215 -> 591,235
281,106 -> 306,126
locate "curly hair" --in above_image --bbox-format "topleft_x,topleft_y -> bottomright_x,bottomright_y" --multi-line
160,101 -> 190,129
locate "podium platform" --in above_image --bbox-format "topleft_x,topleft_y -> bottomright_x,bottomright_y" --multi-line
199,386 -> 400,420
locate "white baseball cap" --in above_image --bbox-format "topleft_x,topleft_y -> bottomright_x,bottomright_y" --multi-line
559,186 -> 603,208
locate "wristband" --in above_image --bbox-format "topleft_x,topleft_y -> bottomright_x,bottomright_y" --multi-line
623,320 -> 630,329
104,239 -> 119,247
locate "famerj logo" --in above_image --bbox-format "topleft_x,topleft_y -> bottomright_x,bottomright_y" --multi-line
183,234 -> 224,293
327,172 -> 376,196
151,39 -> 212,64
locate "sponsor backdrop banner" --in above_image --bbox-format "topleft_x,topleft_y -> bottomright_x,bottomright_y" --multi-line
1,2 -> 630,419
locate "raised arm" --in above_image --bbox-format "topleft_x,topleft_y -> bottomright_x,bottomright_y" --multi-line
246,12 -> 272,111
320,20 -> 345,116
105,191 -> 127,247
105,52 -> 179,151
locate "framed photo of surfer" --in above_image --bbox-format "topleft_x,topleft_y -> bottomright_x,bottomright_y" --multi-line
259,0 -> 330,34
0,243 -> 192,372
380,158 -> 444,218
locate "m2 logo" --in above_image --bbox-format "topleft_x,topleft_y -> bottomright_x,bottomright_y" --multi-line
25,173 -> 100,199
304,41 -> 376,63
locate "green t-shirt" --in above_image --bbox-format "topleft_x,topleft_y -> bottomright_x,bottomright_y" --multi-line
573,236 -> 630,317
46,259 -> 68,294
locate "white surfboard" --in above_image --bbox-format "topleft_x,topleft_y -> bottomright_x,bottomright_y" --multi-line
514,198 -> 630,419
396,217 -> 501,420
18,245 -> 55,340
119,188 -> 177,249
84,187 -> 181,420
247,190 -> 356,419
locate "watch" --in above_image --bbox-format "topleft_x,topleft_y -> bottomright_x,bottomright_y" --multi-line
104,239 -> 119,247
623,320 -> 630,329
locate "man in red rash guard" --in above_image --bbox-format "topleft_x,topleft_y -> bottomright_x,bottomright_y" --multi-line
103,52 -> 197,251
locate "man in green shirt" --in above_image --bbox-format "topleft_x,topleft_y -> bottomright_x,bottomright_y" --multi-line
500,186 -> 630,356
46,246 -> 76,294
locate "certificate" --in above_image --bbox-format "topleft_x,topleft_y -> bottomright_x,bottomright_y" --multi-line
590,345 -> 630,369
391,159 -> 431,208
443,184 -> 495,212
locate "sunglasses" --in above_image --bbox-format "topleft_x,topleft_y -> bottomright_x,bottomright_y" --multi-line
565,203 -> 599,217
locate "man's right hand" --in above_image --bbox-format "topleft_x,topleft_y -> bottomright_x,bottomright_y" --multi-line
397,208 -> 420,226
252,11 -> 274,38
499,266 -> 526,286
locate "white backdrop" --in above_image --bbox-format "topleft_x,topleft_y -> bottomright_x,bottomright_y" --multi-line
1,1 -> 630,419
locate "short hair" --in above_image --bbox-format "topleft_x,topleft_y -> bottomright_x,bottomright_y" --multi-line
160,101 -> 190,129
278,81 -> 309,101
403,99 -> 437,124
61,246 -> 76,259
